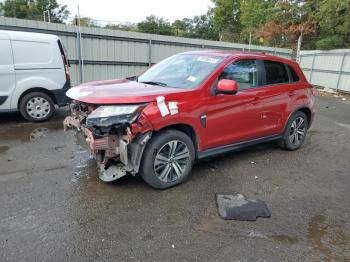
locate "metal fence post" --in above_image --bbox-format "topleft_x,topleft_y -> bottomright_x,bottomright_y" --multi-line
148,39 -> 152,66
336,52 -> 346,91
309,53 -> 316,83
76,32 -> 82,84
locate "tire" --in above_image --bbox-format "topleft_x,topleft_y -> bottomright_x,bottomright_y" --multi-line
140,129 -> 195,189
19,92 -> 55,122
279,111 -> 308,151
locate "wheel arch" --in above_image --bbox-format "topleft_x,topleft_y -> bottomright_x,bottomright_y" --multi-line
285,106 -> 312,131
17,87 -> 57,109
154,123 -> 199,152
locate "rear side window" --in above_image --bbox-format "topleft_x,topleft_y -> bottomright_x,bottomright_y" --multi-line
287,65 -> 300,82
220,60 -> 258,90
264,60 -> 289,85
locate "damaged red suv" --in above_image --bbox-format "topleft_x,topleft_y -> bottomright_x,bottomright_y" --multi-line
64,51 -> 315,189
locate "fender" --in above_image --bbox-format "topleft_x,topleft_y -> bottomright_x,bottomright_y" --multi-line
10,75 -> 63,109
282,105 -> 313,133
142,101 -> 204,151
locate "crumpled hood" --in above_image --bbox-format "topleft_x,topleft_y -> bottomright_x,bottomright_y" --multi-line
66,78 -> 184,104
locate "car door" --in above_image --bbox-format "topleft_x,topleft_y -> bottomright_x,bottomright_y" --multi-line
202,59 -> 266,150
0,34 -> 16,111
257,59 -> 296,136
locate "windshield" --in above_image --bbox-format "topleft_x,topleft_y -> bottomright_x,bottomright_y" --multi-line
138,54 -> 224,89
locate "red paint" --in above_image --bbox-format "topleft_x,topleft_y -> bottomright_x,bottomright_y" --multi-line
67,51 -> 315,152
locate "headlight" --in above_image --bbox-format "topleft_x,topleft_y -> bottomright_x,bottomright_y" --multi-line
86,104 -> 145,127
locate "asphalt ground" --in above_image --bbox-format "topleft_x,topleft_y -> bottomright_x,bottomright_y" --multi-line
0,95 -> 349,262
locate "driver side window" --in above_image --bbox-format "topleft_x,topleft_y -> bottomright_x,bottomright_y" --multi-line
219,60 -> 258,90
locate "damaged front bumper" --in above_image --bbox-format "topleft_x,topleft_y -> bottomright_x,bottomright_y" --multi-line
63,103 -> 152,182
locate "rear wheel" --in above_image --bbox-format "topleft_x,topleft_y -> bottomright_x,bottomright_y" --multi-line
140,130 -> 195,189
279,111 -> 308,151
19,92 -> 54,122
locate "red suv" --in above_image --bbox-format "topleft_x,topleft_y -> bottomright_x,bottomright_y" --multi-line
64,51 -> 315,189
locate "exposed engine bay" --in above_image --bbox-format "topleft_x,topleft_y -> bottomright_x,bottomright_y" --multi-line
63,101 -> 153,182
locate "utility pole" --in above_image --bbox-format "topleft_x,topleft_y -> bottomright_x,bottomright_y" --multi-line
248,32 -> 252,51
43,0 -> 51,22
296,27 -> 303,63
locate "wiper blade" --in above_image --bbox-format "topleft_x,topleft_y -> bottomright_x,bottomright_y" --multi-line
140,81 -> 167,86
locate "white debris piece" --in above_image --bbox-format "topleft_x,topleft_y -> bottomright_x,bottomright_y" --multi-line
168,101 -> 179,115
156,96 -> 170,117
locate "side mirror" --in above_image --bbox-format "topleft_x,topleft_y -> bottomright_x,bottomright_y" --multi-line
216,79 -> 238,95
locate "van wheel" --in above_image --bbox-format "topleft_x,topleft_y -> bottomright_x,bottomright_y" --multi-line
140,130 -> 195,189
19,92 -> 54,122
279,111 -> 308,151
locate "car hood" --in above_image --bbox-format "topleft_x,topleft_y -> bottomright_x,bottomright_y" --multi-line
66,78 -> 185,104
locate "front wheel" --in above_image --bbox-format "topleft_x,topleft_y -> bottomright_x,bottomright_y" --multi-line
140,130 -> 195,189
279,111 -> 308,151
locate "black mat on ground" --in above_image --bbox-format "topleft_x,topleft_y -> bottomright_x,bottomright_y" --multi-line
216,193 -> 271,221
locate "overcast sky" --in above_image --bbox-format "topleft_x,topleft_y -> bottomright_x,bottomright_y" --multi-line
57,0 -> 213,24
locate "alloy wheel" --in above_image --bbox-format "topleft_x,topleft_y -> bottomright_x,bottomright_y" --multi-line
153,140 -> 190,183
289,116 -> 306,145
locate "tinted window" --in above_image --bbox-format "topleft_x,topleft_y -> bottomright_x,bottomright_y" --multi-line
220,60 -> 258,90
288,65 -> 300,82
264,60 -> 289,85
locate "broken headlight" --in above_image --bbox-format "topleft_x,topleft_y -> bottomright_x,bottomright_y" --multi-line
86,105 -> 145,127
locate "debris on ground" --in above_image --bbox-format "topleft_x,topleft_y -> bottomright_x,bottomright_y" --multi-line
216,193 -> 271,221
313,86 -> 350,101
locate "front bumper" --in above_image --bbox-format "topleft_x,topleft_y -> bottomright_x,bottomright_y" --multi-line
63,115 -> 152,182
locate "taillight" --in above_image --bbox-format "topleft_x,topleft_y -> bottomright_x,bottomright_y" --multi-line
62,55 -> 70,81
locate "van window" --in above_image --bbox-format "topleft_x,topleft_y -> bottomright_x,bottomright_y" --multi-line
12,40 -> 51,65
219,60 -> 258,90
288,65 -> 300,82
264,60 -> 289,85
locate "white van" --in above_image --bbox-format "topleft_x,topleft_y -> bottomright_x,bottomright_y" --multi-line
0,30 -> 71,121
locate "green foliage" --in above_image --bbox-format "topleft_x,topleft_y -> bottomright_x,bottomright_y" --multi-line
239,0 -> 274,43
316,0 -> 350,44
315,36 -> 345,50
72,17 -> 99,27
0,0 -> 69,23
1,0 -> 349,49
137,15 -> 173,35
212,0 -> 241,41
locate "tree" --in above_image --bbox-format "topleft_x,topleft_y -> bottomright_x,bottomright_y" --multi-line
72,16 -> 99,27
172,18 -> 193,37
255,1 -> 314,48
315,36 -> 345,50
315,0 -> 350,49
190,10 -> 219,40
212,0 -> 241,41
239,0 -> 275,43
137,15 -> 173,35
0,0 -> 69,23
